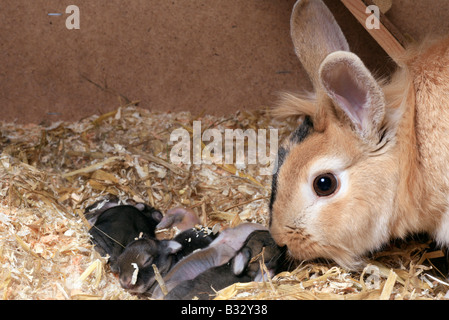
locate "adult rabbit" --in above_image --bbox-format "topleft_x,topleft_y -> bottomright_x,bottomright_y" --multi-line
269,0 -> 449,269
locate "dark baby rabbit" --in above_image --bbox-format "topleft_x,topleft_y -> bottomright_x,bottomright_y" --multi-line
164,230 -> 286,300
116,227 -> 216,294
86,200 -> 163,272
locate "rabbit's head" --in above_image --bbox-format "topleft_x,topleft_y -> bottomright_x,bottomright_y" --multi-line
269,0 -> 406,269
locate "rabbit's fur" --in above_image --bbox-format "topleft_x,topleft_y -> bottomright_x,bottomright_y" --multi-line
269,0 -> 449,269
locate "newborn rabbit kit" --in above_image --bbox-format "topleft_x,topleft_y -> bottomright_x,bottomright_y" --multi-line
1,0 -> 449,300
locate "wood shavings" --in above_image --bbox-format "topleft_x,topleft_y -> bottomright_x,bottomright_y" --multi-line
152,264 -> 167,296
379,269 -> 398,300
62,156 -> 122,178
0,105 -> 448,300
76,259 -> 103,288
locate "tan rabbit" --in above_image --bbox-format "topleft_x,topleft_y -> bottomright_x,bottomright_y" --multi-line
269,0 -> 449,269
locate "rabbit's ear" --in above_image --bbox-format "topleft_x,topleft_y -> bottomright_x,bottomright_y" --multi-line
291,0 -> 349,88
319,51 -> 386,142
231,247 -> 252,276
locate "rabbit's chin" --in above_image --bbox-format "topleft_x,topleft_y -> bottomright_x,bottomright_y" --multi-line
289,244 -> 364,271
273,230 -> 364,270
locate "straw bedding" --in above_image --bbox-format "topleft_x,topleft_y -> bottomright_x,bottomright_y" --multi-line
0,105 -> 448,300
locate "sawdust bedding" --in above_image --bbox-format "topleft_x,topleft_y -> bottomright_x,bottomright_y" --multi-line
0,104 -> 448,300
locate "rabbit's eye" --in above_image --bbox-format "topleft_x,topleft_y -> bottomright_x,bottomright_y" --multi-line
313,173 -> 338,197
142,256 -> 154,267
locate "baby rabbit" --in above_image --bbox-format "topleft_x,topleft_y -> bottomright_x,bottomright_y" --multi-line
164,230 -> 286,300
171,226 -> 217,258
269,0 -> 449,269
151,223 -> 267,299
156,207 -> 201,232
116,237 -> 181,294
86,200 -> 163,272
116,227 -> 216,295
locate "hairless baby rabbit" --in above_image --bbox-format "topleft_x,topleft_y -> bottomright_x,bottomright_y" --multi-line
164,230 -> 286,300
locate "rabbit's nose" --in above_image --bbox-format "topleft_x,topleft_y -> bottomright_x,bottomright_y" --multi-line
119,275 -> 135,289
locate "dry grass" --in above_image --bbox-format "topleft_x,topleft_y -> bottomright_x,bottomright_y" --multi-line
0,105 -> 448,300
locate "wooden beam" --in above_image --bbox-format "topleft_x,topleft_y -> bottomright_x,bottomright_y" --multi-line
341,0 -> 406,62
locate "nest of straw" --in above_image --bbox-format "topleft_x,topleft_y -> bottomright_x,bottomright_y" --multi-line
0,105 -> 448,300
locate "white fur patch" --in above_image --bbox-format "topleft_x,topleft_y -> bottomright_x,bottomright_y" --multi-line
131,263 -> 139,285
434,205 -> 449,246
